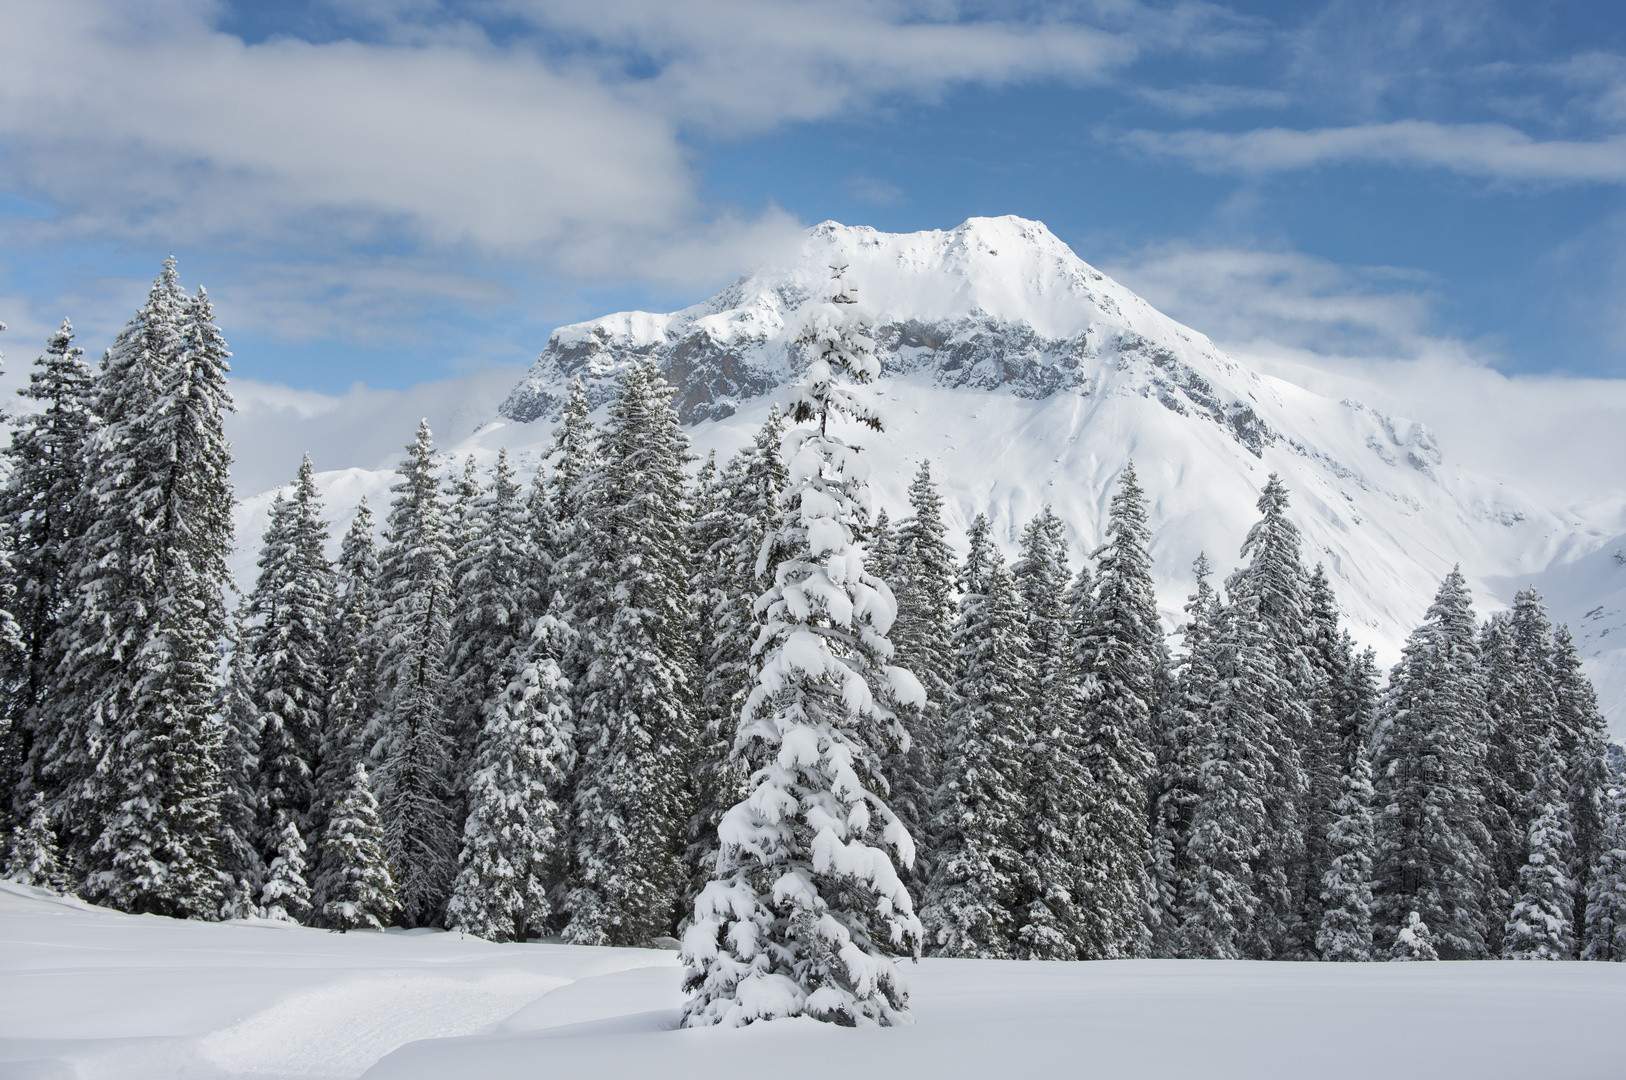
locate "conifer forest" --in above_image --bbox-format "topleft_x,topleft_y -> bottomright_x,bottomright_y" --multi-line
3,260 -> 1624,1033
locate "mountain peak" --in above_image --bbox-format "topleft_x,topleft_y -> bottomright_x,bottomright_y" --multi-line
498,216 -> 1261,448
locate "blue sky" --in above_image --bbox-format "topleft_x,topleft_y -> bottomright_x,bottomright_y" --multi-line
3,0 -> 1626,393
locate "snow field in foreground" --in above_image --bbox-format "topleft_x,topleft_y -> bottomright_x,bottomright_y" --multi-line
3,882 -> 1623,1080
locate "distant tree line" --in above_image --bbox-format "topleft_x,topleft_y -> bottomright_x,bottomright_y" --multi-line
2,260 -> 1622,994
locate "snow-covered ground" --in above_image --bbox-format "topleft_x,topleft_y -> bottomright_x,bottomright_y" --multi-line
5,882 -> 1623,1080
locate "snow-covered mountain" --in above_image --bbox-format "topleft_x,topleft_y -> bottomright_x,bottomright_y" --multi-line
234,216 -> 1626,735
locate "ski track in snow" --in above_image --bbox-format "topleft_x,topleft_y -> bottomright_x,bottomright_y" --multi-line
0,884 -> 679,1080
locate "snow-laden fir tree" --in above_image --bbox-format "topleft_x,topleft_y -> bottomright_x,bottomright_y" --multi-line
682,266 -> 923,1028
1227,474 -> 1311,958
1580,783 -> 1626,961
370,420 -> 459,927
563,359 -> 697,946
216,613 -> 265,918
46,264 -> 235,917
1175,580 -> 1280,959
1296,564 -> 1348,955
1502,734 -> 1576,959
311,501 -> 381,919
550,376 -> 598,524
1371,567 -> 1495,960
246,456 -> 332,869
260,813 -> 313,923
1314,640 -> 1381,961
314,500 -> 381,815
886,460 -> 957,886
321,762 -> 398,931
1149,554 -> 1220,957
1072,463 -> 1160,960
686,413 -> 788,910
1390,910 -> 1438,961
4,791 -> 71,892
1012,506 -> 1088,960
446,608 -> 575,942
444,449 -> 532,803
2,319 -> 95,811
1553,625 -> 1611,940
921,513 -> 1030,959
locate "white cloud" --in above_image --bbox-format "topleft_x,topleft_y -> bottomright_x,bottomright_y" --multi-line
1116,121 -> 1626,184
1101,243 -> 1460,360
1131,83 -> 1290,117
0,0 -> 1230,288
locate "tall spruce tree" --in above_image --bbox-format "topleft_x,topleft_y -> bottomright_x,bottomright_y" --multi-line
217,613 -> 265,918
1315,639 -> 1381,961
1581,783 -> 1626,961
886,460 -> 957,886
1073,463 -> 1160,959
245,456 -> 332,877
1176,581 -> 1281,958
1502,734 -> 1576,959
1012,507 -> 1089,960
1297,564 -> 1348,955
1371,568 -> 1495,959
1554,624 -> 1611,939
2,319 -> 95,814
312,500 -> 382,918
682,267 -> 923,1028
320,762 -> 398,931
1228,474 -> 1312,958
685,413 -> 787,912
371,420 -> 459,927
922,514 -> 1030,958
1149,554 -> 1220,957
563,359 -> 697,946
446,609 -> 575,942
45,264 -> 235,916
444,449 -> 532,803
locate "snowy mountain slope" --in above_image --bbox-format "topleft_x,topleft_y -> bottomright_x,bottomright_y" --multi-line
4,883 -> 1624,1080
230,217 -> 1626,736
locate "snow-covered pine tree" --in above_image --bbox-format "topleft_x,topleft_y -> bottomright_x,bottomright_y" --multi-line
1228,474 -> 1312,958
686,413 -> 788,911
886,460 -> 957,886
550,377 -> 597,524
1149,554 -> 1219,957
371,420 -> 459,927
1175,580 -> 1279,959
216,612 -> 265,918
246,456 -> 333,877
1313,638 -> 1380,961
260,813 -> 313,923
1554,624 -> 1611,939
1502,733 -> 1576,959
444,449 -> 532,805
1580,783 -> 1626,961
4,791 -> 71,892
2,319 -> 95,813
320,762 -> 398,931
1012,506 -> 1089,960
446,608 -> 575,942
1390,910 -> 1438,961
1371,567 -> 1495,959
45,266 -> 236,917
921,513 -> 1030,958
563,359 -> 697,946
1478,607 -> 1523,940
682,266 -> 923,1028
1297,564 -> 1349,955
1073,463 -> 1160,959
311,500 -> 382,919
441,455 -> 484,791
521,464 -> 558,623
